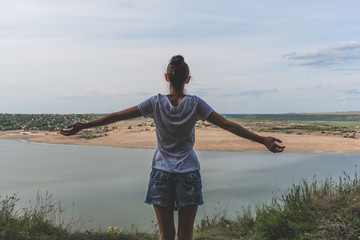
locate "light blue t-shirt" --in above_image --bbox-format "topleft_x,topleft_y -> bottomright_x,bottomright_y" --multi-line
138,94 -> 214,173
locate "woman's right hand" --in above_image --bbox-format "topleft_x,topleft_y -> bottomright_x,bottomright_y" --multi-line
60,122 -> 85,136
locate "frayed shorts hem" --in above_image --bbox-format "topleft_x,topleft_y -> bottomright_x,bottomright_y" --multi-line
144,200 -> 204,212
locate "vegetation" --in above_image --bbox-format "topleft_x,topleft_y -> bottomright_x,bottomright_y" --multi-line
225,118 -> 360,138
0,192 -> 157,240
1,113 -> 360,139
195,171 -> 360,240
0,114 -> 105,131
2,171 -> 360,239
225,113 -> 360,122
2,113 -> 360,133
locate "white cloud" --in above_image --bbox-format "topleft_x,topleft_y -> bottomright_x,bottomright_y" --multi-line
343,89 -> 360,95
283,41 -> 360,68
219,89 -> 278,99
330,41 -> 360,51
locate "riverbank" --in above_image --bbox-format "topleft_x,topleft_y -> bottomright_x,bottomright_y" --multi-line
1,118 -> 360,153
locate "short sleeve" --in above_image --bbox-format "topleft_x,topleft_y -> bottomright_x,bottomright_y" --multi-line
138,96 -> 155,118
197,97 -> 214,121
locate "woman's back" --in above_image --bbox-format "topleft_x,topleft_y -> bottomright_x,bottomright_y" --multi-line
138,94 -> 213,172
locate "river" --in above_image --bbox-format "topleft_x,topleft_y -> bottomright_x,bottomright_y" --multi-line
0,139 -> 359,232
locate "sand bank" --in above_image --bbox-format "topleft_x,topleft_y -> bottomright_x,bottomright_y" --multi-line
1,119 -> 359,153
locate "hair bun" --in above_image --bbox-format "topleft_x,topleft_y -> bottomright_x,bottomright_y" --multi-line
170,55 -> 184,66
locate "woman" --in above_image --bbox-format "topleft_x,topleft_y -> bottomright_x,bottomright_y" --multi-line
60,55 -> 285,240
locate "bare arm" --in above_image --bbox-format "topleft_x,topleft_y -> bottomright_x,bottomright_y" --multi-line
60,106 -> 142,136
206,111 -> 285,153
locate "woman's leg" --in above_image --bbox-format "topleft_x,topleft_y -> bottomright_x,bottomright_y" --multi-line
177,205 -> 198,240
153,205 -> 176,240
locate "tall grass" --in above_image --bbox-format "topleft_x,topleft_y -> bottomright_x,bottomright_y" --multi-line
0,191 -> 157,240
0,191 -> 66,239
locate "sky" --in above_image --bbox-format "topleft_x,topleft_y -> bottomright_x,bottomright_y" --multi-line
1,0 -> 360,114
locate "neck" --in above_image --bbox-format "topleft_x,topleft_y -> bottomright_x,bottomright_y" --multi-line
169,86 -> 185,95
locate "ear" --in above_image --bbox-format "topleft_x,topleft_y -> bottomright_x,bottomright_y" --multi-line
165,74 -> 170,82
185,76 -> 191,84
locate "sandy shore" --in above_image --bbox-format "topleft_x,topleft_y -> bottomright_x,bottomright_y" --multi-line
1,119 -> 360,153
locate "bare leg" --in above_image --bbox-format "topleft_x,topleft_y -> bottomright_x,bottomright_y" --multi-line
153,205 -> 176,240
177,205 -> 198,240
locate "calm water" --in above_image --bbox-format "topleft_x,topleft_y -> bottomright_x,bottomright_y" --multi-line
1,139 -> 359,232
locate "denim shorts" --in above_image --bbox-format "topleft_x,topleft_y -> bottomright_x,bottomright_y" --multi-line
145,169 -> 204,211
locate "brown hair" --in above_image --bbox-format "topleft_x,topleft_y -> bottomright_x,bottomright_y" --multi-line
166,55 -> 190,91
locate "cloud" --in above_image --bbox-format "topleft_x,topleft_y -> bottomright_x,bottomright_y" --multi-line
344,89 -> 360,95
330,41 -> 360,51
283,41 -> 360,68
331,67 -> 360,72
337,95 -> 360,102
295,86 -> 332,91
219,89 -> 278,99
118,0 -> 133,8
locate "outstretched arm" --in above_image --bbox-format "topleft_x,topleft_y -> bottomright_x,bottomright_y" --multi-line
60,106 -> 142,136
206,111 -> 285,153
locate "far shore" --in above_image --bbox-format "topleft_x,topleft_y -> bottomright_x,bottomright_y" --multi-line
1,119 -> 360,153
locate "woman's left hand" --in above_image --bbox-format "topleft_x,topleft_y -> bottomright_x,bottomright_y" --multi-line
263,137 -> 285,153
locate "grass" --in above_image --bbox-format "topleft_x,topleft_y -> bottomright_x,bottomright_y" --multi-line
0,191 -> 158,240
195,171 -> 360,240
2,171 -> 360,240
0,191 -> 67,239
